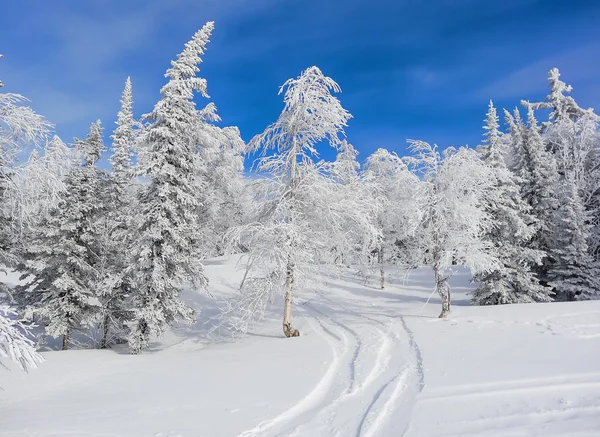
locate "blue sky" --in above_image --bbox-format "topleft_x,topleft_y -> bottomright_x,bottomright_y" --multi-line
2,0 -> 599,164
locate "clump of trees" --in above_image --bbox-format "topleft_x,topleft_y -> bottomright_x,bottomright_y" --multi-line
1,24 -> 599,370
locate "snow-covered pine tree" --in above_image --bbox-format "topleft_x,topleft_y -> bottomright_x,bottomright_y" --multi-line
97,77 -> 137,348
127,23 -> 215,353
406,141 -> 497,318
520,103 -> 560,286
227,66 -> 378,337
529,68 -> 586,126
548,174 -> 600,300
16,121 -> 107,350
472,101 -> 550,305
362,148 -> 420,289
529,69 -> 600,263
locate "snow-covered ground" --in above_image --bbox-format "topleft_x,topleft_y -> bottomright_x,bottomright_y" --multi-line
1,256 -> 600,437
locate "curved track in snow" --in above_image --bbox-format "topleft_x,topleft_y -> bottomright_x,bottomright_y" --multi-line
237,281 -> 423,437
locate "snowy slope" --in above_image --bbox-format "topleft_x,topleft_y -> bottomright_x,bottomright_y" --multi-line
1,256 -> 599,437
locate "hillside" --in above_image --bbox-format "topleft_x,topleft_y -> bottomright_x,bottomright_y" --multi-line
1,255 -> 599,437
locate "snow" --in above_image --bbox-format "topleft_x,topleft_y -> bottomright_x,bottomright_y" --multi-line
1,256 -> 600,436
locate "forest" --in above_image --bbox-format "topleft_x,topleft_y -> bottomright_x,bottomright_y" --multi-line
1,21 -> 599,371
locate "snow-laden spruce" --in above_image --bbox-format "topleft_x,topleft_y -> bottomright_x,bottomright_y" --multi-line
528,68 -> 600,286
96,77 -> 138,348
406,141 -> 498,317
16,121 -> 107,350
227,66 -> 379,337
549,175 -> 600,300
471,102 -> 550,305
506,104 -> 559,287
126,23 -> 215,353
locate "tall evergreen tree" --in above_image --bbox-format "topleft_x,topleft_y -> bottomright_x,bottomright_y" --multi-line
511,104 -> 560,285
127,23 -> 214,353
97,77 -> 137,348
472,102 -> 550,305
16,121 -> 107,350
548,175 -> 600,300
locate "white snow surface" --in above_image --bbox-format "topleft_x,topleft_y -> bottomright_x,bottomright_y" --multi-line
1,255 -> 600,437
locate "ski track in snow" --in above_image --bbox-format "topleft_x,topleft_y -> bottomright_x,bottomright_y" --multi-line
236,282 -> 423,437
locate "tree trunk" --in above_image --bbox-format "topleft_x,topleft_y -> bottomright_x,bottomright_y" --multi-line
378,246 -> 385,290
62,330 -> 69,351
239,258 -> 253,291
282,260 -> 299,338
100,313 -> 110,349
434,265 -> 451,318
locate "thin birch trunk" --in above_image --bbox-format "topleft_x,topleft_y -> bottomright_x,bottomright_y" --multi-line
431,181 -> 450,318
378,246 -> 385,290
282,132 -> 300,338
282,259 -> 299,337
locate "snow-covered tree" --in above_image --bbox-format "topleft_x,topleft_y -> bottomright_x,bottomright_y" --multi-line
0,54 -> 52,268
127,23 -> 215,353
472,102 -> 550,305
194,117 -> 246,257
16,121 -> 107,350
0,306 -> 43,371
362,148 -> 419,288
227,66 -> 378,337
96,77 -> 137,348
10,135 -> 78,225
110,77 -> 135,189
529,69 -> 600,262
529,68 -> 586,125
548,175 -> 600,300
332,139 -> 360,185
521,104 -> 560,284
0,57 -> 50,367
328,140 -> 378,269
406,141 -> 497,318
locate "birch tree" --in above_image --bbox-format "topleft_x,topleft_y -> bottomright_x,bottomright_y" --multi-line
406,141 -> 497,317
362,148 -> 419,288
227,66 -> 377,337
0,56 -> 49,368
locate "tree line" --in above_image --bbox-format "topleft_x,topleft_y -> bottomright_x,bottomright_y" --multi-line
1,22 -> 599,370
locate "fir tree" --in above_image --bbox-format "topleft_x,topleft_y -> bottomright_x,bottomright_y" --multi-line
472,102 -> 550,305
548,175 -> 600,300
127,23 -> 215,353
16,121 -> 107,350
98,77 -> 137,348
